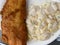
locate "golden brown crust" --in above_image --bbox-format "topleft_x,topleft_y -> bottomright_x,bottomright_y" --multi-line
1,0 -> 27,45
1,0 -> 23,15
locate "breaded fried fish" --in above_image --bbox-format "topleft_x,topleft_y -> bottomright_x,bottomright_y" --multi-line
1,0 -> 27,45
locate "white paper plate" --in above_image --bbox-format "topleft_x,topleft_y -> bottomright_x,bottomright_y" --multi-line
0,0 -> 60,45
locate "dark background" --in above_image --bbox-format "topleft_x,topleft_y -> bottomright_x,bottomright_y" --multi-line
49,39 -> 60,45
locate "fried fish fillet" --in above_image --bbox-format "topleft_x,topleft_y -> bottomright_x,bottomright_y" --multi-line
1,0 -> 27,45
1,0 -> 23,15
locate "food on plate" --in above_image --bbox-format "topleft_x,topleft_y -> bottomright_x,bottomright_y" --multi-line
1,0 -> 22,16
26,2 -> 60,40
1,0 -> 27,45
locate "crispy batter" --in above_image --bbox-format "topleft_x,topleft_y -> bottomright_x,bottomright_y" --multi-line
1,0 -> 23,16
1,0 -> 27,45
